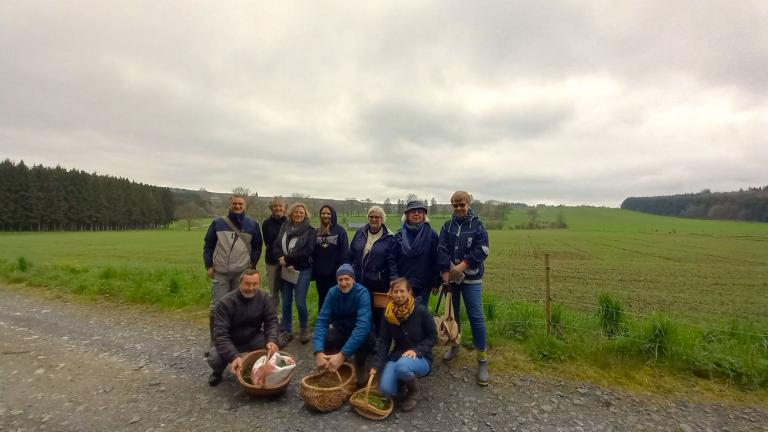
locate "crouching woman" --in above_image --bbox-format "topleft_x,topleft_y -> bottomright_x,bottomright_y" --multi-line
371,277 -> 436,412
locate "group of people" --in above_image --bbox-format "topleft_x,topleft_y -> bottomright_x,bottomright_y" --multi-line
202,191 -> 491,412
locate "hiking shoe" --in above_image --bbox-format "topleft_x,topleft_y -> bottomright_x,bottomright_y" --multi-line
477,350 -> 490,386
299,329 -> 311,344
278,331 -> 293,348
208,372 -> 223,387
443,344 -> 460,361
401,377 -> 419,412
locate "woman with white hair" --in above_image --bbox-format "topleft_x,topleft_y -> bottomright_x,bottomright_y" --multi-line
348,205 -> 396,335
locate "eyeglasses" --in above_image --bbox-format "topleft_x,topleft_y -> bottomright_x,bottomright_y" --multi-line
368,215 -> 382,220
452,203 -> 467,209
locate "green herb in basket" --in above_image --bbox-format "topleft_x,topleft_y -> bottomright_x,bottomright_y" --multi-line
353,392 -> 391,410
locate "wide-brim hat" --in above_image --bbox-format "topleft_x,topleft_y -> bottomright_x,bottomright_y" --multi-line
404,200 -> 428,214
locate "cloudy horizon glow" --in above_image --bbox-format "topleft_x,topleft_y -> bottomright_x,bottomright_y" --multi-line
1,1 -> 766,206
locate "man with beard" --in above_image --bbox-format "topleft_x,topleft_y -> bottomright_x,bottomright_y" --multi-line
207,270 -> 279,386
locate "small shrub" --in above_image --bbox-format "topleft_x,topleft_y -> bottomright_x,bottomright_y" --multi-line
642,314 -> 674,359
597,292 -> 624,337
17,256 -> 30,272
98,266 -> 117,280
168,275 -> 181,295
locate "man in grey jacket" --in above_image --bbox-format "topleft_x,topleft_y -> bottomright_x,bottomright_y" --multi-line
208,269 -> 279,386
203,194 -> 263,345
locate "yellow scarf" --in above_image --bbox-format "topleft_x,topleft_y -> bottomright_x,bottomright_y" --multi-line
384,295 -> 415,325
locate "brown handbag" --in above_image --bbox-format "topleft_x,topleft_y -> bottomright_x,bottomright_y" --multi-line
433,285 -> 460,345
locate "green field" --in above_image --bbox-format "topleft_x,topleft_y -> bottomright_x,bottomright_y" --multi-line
2,207 -> 767,390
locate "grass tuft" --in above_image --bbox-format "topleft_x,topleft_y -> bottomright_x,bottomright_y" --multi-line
597,292 -> 624,337
642,313 -> 674,359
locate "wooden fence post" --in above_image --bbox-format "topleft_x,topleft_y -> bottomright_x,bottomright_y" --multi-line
544,253 -> 551,336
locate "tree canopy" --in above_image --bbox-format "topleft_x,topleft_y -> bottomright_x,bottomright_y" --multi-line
0,159 -> 175,231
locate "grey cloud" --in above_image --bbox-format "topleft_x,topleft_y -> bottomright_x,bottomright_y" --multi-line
358,100 -> 573,150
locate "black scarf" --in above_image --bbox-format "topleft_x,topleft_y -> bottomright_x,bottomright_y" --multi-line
400,221 -> 432,257
279,218 -> 312,256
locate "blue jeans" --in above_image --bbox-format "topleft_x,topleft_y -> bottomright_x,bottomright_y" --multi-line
451,282 -> 488,351
280,269 -> 311,332
378,356 -> 431,397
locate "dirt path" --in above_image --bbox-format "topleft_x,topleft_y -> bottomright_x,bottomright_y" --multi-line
1,286 -> 766,432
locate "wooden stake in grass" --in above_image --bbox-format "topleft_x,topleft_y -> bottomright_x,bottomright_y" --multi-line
544,253 -> 551,336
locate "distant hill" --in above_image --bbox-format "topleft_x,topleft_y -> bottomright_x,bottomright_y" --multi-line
621,187 -> 768,222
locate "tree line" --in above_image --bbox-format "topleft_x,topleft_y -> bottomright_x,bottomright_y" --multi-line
621,187 -> 768,222
0,159 -> 175,231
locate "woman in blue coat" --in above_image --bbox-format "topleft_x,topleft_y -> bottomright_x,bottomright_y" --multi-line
348,205 -> 395,335
389,200 -> 449,306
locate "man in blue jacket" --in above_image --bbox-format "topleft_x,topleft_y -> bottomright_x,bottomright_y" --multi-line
312,264 -> 375,387
203,194 -> 263,346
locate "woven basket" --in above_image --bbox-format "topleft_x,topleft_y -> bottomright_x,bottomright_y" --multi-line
372,292 -> 392,309
349,371 -> 393,420
237,349 -> 295,396
299,363 -> 357,412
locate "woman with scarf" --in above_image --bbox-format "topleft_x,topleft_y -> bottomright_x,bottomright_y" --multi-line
437,190 -> 491,385
389,200 -> 449,306
312,204 -> 349,312
348,205 -> 396,335
273,202 -> 316,346
371,277 -> 436,412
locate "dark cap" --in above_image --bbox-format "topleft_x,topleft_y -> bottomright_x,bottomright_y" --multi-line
404,200 -> 428,214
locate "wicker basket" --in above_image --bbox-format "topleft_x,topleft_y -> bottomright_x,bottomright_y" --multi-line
237,349 -> 295,396
349,371 -> 393,420
372,292 -> 392,309
299,363 -> 357,412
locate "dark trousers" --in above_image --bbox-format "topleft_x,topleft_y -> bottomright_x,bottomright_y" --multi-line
323,325 -> 376,368
207,333 -> 265,374
315,274 -> 337,313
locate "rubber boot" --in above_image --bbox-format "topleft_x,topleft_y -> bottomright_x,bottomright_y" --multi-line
477,350 -> 490,386
400,377 -> 419,412
443,344 -> 460,361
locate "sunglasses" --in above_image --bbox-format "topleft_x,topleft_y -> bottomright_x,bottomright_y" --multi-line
452,203 -> 467,209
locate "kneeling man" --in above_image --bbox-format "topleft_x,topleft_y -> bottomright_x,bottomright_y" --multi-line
312,264 -> 375,387
208,269 -> 279,386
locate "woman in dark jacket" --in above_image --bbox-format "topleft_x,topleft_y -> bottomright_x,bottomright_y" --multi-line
273,202 -> 316,345
371,277 -> 436,412
438,190 -> 491,385
312,205 -> 349,312
389,200 -> 449,306
348,205 -> 395,335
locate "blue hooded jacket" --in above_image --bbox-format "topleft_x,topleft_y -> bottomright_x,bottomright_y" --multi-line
312,282 -> 372,358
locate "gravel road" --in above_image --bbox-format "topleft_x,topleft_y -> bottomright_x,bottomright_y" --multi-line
1,285 -> 766,432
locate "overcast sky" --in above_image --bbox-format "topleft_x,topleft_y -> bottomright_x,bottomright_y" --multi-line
1,1 -> 766,206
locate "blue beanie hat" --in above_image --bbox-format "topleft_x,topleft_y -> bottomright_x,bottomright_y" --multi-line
336,263 -> 355,279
